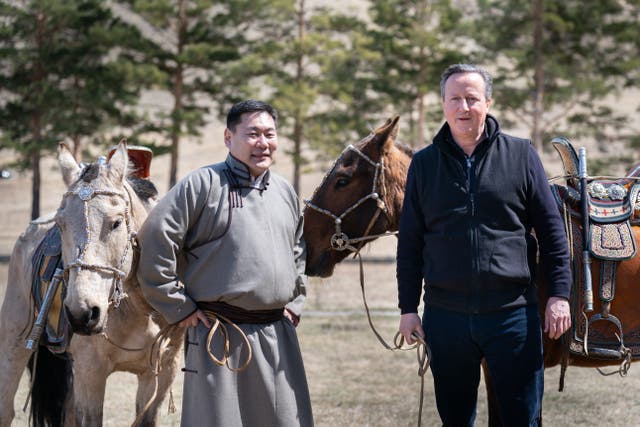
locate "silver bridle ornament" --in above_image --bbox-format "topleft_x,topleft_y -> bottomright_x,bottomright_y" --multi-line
58,181 -> 137,308
304,143 -> 397,253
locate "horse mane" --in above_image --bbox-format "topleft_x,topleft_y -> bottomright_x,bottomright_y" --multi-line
127,176 -> 158,201
77,162 -> 158,201
393,141 -> 414,158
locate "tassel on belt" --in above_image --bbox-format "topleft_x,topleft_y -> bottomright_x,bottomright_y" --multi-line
196,301 -> 285,372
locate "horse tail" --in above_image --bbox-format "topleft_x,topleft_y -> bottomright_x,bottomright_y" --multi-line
27,349 -> 73,427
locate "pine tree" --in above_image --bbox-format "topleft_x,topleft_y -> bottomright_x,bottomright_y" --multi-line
474,0 -> 639,159
364,0 -> 467,147
121,0 -> 273,188
216,0 -> 376,193
0,0 -> 146,219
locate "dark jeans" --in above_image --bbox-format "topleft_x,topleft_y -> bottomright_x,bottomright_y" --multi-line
423,305 -> 543,427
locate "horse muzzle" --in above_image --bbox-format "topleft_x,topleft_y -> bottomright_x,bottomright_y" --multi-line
64,303 -> 105,335
305,249 -> 347,278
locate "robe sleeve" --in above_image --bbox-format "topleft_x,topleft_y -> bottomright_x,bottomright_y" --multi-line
285,205 -> 307,317
136,169 -> 212,324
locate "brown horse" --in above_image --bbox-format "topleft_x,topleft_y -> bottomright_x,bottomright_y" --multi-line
0,142 -> 183,426
304,116 -> 411,277
303,118 -> 640,425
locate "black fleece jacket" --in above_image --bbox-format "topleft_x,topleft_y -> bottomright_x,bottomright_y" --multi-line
397,115 -> 571,314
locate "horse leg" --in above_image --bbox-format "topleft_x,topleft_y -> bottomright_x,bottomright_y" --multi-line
0,338 -> 31,427
134,342 -> 182,427
65,343 -> 109,427
0,262 -> 37,426
133,371 -> 162,427
136,330 -> 184,426
482,359 -> 502,427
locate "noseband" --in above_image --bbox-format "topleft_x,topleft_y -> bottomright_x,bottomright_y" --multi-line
59,177 -> 137,309
305,144 -> 397,253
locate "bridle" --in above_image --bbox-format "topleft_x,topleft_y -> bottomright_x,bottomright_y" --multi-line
304,143 -> 398,254
58,171 -> 137,309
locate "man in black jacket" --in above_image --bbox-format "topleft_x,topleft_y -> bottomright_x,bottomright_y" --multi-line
397,63 -> 571,426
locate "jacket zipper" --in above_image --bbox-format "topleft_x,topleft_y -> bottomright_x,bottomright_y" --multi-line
466,155 -> 480,313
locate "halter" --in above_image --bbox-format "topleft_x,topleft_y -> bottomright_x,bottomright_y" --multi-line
304,143 -> 397,253
59,177 -> 137,309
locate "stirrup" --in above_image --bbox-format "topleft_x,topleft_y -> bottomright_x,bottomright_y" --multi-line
583,312 -> 628,359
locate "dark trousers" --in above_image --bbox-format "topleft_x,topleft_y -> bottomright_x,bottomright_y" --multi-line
423,305 -> 543,427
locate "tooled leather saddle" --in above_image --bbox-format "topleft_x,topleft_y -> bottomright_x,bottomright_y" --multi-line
551,137 -> 640,366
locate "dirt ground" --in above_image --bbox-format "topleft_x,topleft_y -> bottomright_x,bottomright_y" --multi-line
2,120 -> 640,426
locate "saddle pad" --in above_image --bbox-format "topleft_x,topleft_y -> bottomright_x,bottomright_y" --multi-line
551,182 -> 633,224
567,223 -> 640,359
589,196 -> 632,223
31,225 -> 71,353
590,221 -> 636,260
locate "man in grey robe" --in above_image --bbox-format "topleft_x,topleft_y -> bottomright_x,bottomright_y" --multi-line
137,100 -> 313,427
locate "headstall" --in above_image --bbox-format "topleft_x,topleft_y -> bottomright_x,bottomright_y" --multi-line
304,143 -> 397,253
58,170 -> 136,309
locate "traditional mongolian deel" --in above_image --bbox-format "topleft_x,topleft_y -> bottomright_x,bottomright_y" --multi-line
137,154 -> 312,427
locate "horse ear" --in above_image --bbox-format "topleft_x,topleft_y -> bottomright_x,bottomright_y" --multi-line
108,139 -> 129,183
58,142 -> 82,187
375,116 -> 400,152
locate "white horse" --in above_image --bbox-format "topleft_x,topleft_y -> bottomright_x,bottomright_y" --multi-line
0,142 -> 184,426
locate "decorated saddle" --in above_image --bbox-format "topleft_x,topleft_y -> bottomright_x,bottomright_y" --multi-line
551,137 -> 640,363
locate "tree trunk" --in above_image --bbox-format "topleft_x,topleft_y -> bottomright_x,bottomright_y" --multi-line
31,150 -> 41,220
72,135 -> 81,160
292,0 -> 306,195
169,0 -> 186,189
415,1 -> 429,148
532,0 -> 544,151
31,7 -> 45,220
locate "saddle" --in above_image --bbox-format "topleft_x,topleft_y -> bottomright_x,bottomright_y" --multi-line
552,137 -> 640,363
108,144 -> 153,179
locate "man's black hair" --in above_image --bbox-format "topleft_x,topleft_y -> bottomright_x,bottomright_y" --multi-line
226,100 -> 278,131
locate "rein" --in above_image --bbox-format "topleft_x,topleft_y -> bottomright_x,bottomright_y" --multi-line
306,143 -> 430,426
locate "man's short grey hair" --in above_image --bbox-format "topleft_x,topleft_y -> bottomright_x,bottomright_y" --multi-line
440,64 -> 493,101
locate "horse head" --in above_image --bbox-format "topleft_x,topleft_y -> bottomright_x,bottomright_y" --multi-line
304,116 -> 413,277
55,141 -> 151,335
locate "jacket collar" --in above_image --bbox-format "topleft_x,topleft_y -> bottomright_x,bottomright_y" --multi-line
433,114 -> 501,159
224,154 -> 271,191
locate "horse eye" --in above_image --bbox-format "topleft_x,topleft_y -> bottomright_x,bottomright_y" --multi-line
112,219 -> 123,230
335,177 -> 350,189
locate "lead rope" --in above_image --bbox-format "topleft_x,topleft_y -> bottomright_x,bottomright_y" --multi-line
558,200 -> 573,391
201,310 -> 253,372
129,323 -> 181,427
353,248 -> 431,427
